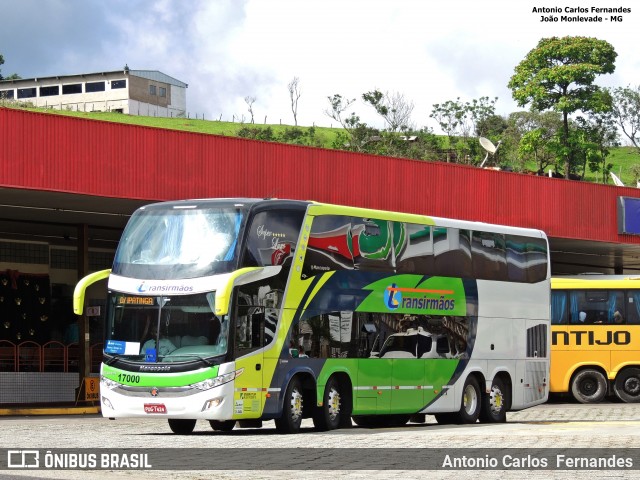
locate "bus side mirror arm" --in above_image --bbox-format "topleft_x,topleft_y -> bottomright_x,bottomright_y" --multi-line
73,269 -> 111,315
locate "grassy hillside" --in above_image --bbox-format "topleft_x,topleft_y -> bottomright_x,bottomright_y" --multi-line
19,107 -> 343,145
599,146 -> 640,186
8,105 -> 640,186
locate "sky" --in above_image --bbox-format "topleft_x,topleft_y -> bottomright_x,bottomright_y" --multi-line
1,0 -> 639,131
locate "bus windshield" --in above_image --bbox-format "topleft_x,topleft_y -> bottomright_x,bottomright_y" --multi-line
104,291 -> 229,362
112,205 -> 244,279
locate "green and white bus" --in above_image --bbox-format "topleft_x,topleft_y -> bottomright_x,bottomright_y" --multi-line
74,198 -> 551,434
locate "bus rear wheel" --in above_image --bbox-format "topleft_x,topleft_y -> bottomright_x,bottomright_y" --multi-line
479,377 -> 508,423
571,369 -> 607,403
313,377 -> 342,431
168,419 -> 196,434
613,368 -> 640,403
275,377 -> 304,434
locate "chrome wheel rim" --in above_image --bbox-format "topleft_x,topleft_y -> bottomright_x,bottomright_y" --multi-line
327,386 -> 341,421
289,387 -> 303,422
463,384 -> 478,415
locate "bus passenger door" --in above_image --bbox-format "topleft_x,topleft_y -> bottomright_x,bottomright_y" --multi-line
232,304 -> 265,420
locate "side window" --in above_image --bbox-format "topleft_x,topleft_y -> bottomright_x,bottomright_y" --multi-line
433,228 -> 472,278
234,291 -> 264,356
316,311 -> 471,360
608,290 -> 625,324
472,231 -> 507,281
302,215 -> 354,278
17,87 -> 37,99
242,210 -> 304,268
86,81 -> 106,92
234,277 -> 285,353
396,223 -> 434,274
627,291 -> 640,325
507,235 -> 548,283
352,218 -> 397,271
551,291 -> 567,324
569,290 -> 624,324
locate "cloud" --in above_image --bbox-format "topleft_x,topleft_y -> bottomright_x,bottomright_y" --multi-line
1,0 -> 639,131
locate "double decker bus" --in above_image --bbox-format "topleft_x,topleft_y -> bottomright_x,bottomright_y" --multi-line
74,198 -> 550,434
551,275 -> 640,403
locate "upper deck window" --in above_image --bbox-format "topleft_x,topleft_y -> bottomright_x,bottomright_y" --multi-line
113,205 -> 244,279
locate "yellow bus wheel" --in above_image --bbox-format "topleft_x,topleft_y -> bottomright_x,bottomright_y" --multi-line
571,369 -> 607,403
613,368 -> 640,403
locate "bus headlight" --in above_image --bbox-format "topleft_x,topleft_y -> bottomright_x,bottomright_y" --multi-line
101,375 -> 121,390
190,368 -> 244,391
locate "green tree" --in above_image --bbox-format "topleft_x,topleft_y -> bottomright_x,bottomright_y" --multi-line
574,109 -> 619,183
476,114 -> 508,138
609,85 -> 640,155
508,36 -> 617,178
236,126 -> 275,141
325,94 -> 370,152
430,96 -> 497,164
362,89 -> 414,132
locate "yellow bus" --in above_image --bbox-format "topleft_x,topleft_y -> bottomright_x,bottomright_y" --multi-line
551,276 -> 640,403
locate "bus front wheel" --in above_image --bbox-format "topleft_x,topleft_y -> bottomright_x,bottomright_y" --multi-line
168,419 -> 196,434
613,368 -> 640,403
571,369 -> 607,403
275,377 -> 304,434
313,376 -> 343,431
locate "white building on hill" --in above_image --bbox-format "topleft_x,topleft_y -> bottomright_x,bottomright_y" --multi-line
0,66 -> 188,118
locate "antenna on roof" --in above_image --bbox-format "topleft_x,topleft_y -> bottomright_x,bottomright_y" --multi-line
479,137 -> 502,168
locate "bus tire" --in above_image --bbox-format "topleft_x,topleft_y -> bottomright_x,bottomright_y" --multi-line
456,376 -> 481,423
275,377 -> 304,434
209,420 -> 236,432
571,369 -> 607,403
613,368 -> 640,403
168,419 -> 196,434
313,376 -> 343,431
479,377 -> 508,423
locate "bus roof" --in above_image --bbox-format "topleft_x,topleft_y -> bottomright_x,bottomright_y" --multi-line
135,198 -> 547,239
551,275 -> 640,289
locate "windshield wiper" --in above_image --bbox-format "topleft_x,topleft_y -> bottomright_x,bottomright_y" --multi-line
161,353 -> 216,367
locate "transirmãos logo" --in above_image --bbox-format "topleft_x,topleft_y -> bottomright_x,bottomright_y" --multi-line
137,281 -> 194,293
384,284 -> 456,312
384,283 -> 403,310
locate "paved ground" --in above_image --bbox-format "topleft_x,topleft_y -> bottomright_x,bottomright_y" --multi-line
1,400 -> 639,479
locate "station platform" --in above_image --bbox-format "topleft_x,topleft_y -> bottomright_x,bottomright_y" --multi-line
0,405 -> 100,416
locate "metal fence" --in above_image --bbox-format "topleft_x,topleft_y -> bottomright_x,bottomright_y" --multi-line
0,340 -> 102,374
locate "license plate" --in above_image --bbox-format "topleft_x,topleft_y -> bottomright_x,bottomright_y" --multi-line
144,403 -> 167,414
